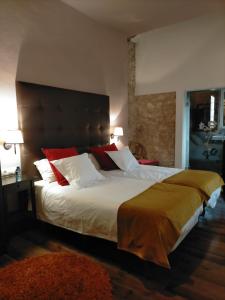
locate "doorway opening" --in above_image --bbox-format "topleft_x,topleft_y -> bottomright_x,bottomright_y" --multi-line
188,88 -> 225,176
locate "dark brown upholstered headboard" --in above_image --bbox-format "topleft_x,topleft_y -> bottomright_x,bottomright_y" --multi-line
16,81 -> 110,178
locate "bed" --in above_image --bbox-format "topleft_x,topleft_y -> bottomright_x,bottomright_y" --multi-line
16,81 -> 221,268
34,177 -> 203,268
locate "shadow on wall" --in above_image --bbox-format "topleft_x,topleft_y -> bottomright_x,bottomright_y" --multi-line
15,0 -> 105,93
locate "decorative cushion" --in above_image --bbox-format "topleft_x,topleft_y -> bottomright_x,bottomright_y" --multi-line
90,143 -> 118,170
106,147 -> 139,172
0,252 -> 112,300
33,158 -> 56,183
138,159 -> 159,166
42,147 -> 79,185
52,153 -> 105,188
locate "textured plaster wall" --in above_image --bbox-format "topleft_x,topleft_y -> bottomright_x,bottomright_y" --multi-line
0,0 -> 128,172
129,92 -> 176,166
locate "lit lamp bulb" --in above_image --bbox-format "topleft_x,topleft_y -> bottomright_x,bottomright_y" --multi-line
111,127 -> 123,141
3,130 -> 24,154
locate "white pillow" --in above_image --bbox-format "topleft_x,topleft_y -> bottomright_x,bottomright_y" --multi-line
106,147 -> 139,172
33,159 -> 56,183
51,153 -> 105,188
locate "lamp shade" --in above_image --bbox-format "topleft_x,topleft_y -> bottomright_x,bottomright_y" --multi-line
4,130 -> 24,144
113,127 -> 123,136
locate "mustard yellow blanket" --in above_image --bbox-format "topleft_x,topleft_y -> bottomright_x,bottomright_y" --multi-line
163,170 -> 224,201
117,183 -> 202,268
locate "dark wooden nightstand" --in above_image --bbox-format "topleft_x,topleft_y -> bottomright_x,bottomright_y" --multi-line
0,175 -> 36,248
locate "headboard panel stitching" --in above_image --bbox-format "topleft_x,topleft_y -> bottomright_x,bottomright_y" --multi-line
16,81 -> 110,178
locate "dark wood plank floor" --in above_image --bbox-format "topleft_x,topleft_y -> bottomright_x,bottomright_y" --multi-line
1,198 -> 225,300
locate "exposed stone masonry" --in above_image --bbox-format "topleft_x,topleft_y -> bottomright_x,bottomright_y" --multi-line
129,92 -> 176,166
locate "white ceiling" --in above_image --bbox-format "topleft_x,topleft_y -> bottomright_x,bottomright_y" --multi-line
62,0 -> 225,36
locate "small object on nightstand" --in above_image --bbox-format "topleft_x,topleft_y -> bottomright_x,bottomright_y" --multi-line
138,159 -> 159,166
15,166 -> 21,181
1,175 -> 36,245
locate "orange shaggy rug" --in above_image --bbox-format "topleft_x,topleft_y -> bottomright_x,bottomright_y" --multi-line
0,252 -> 112,300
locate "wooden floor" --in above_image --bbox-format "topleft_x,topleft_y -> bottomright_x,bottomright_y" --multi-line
1,198 -> 225,300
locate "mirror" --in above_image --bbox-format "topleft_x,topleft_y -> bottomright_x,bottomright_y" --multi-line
189,89 -> 220,130
188,87 -> 225,176
222,89 -> 225,126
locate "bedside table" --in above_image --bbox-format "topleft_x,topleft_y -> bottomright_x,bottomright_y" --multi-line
1,176 -> 36,247
138,159 -> 159,166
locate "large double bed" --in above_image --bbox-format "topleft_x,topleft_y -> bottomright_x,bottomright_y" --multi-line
16,81 -> 224,268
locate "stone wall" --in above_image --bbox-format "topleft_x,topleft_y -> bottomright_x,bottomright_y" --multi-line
128,40 -> 135,127
129,92 -> 176,167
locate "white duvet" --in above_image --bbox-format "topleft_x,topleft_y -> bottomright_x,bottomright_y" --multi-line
34,166 -> 185,244
100,165 -> 183,182
34,163 -> 220,255
35,177 -> 153,242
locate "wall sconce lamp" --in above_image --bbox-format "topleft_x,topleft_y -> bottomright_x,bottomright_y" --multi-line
3,130 -> 24,154
110,126 -> 123,142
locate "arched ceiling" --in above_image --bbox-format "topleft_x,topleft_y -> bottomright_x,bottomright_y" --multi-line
62,0 -> 225,36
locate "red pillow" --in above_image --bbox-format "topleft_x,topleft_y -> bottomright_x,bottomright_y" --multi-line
90,143 -> 118,170
42,147 -> 79,185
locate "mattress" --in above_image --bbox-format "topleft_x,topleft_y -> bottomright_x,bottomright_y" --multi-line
34,177 -> 203,253
207,186 -> 221,208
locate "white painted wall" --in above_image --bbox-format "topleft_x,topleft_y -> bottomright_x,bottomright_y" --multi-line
0,0 -> 128,172
135,12 -> 225,168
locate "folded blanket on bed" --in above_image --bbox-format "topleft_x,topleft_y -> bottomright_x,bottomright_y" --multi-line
163,169 -> 224,200
117,183 -> 202,268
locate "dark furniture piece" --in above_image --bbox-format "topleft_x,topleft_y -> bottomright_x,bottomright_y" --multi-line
16,81 -> 110,179
129,141 -> 147,160
0,176 -> 35,249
